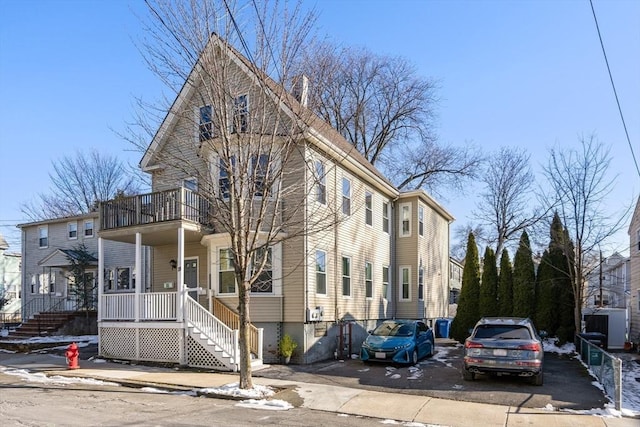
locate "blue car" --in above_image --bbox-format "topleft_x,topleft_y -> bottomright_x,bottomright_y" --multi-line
360,319 -> 435,365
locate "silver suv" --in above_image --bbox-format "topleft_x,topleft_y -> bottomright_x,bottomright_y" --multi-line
463,317 -> 545,386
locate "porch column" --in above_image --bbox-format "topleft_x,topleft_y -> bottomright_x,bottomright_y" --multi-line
98,237 -> 104,322
176,226 -> 185,322
134,232 -> 142,321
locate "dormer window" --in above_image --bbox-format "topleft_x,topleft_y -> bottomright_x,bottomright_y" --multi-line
199,105 -> 213,141
233,95 -> 248,133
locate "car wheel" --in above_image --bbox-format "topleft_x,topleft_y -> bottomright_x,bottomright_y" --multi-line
428,340 -> 435,357
411,350 -> 418,365
462,368 -> 475,381
531,371 -> 543,386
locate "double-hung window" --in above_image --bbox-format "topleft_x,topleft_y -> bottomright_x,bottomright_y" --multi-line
68,221 -> 77,240
400,203 -> 411,236
342,178 -> 351,216
382,266 -> 389,300
251,247 -> 272,293
365,191 -> 373,226
38,226 -> 48,248
116,267 -> 133,291
418,205 -> 424,237
342,256 -> 351,296
252,154 -> 269,197
315,161 -> 326,204
219,249 -> 236,294
233,95 -> 248,133
365,261 -> 373,298
418,266 -> 424,300
316,250 -> 327,294
219,156 -> 236,199
199,105 -> 213,141
84,220 -> 94,237
382,202 -> 389,233
400,266 -> 410,300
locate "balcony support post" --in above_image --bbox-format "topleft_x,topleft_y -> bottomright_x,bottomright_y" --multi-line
134,232 -> 142,322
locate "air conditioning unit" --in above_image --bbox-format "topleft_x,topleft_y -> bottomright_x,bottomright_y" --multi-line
307,306 -> 324,322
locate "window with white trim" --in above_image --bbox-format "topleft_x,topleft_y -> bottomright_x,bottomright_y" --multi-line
104,269 -> 114,292
400,266 -> 411,300
365,191 -> 373,226
418,205 -> 424,237
382,202 -> 389,233
252,154 -> 269,197
382,266 -> 389,300
219,248 -> 236,294
400,203 -> 411,237
418,266 -> 424,300
84,220 -> 94,237
68,221 -> 77,240
316,250 -> 327,294
219,156 -> 236,199
342,178 -> 351,215
49,271 -> 56,293
233,94 -> 248,133
315,160 -> 326,204
38,225 -> 48,248
365,261 -> 373,298
342,256 -> 351,297
199,105 -> 213,141
116,267 -> 133,291
251,247 -> 272,293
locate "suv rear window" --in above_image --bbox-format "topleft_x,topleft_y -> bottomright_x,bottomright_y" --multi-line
474,325 -> 531,340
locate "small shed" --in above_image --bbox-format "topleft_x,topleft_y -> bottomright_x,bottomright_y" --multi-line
582,307 -> 628,350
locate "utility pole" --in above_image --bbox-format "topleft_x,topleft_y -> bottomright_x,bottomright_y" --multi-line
598,250 -> 603,308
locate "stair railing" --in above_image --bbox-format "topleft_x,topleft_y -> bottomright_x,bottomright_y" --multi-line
185,296 -> 238,365
212,298 -> 261,356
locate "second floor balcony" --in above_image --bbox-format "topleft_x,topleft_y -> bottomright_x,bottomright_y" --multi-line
100,188 -> 212,232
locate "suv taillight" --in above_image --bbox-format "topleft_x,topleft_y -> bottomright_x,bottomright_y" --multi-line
518,343 -> 541,351
465,341 -> 484,349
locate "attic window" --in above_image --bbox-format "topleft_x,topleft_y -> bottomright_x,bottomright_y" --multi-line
199,105 -> 213,141
233,95 -> 248,133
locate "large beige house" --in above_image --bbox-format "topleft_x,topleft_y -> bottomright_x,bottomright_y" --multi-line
628,196 -> 640,344
96,34 -> 453,369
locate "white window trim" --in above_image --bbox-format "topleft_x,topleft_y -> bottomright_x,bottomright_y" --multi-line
315,160 -> 327,205
365,261 -> 373,299
382,202 -> 389,233
399,265 -> 411,301
38,225 -> 48,248
342,255 -> 352,298
365,190 -> 373,227
68,221 -> 78,240
382,265 -> 390,300
418,266 -> 425,301
217,247 -> 237,296
198,104 -> 214,141
399,202 -> 411,237
315,249 -> 327,296
342,177 -> 352,216
418,205 -> 424,237
84,219 -> 94,238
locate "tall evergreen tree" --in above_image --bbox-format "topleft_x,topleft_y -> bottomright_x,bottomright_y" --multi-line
479,246 -> 498,316
550,214 -> 576,343
535,249 -> 557,334
497,249 -> 513,316
512,231 -> 536,318
451,232 -> 481,343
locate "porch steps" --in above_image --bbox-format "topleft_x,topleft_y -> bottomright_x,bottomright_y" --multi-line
2,312 -> 76,339
187,325 -> 263,371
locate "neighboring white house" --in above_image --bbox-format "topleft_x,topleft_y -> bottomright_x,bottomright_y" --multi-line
584,252 -> 630,310
18,213 -> 146,322
448,257 -> 463,317
95,33 -> 454,370
0,233 -> 21,323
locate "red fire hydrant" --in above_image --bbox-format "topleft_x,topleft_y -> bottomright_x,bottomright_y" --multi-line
65,342 -> 80,370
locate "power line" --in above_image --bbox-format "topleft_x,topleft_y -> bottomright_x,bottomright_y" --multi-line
589,0 -> 640,179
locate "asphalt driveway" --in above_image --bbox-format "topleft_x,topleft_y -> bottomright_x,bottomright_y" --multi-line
255,340 -> 608,410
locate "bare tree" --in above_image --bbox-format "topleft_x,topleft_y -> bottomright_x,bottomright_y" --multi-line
21,150 -> 144,221
474,147 -> 545,257
295,42 -> 483,195
542,134 -> 626,336
132,0 -> 357,389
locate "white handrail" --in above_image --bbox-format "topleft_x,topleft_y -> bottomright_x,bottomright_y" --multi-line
185,296 -> 237,362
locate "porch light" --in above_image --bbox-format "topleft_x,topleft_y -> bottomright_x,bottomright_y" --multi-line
169,259 -> 177,270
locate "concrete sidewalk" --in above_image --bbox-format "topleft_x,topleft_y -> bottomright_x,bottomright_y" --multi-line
0,352 -> 637,427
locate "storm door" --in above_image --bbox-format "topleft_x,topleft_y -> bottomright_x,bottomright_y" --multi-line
184,258 -> 199,300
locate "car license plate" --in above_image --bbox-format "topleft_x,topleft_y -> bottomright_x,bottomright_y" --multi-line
493,349 -> 507,356
375,352 -> 386,359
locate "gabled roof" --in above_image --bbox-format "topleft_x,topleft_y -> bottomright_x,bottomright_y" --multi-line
140,33 -> 397,197
38,248 -> 98,268
628,195 -> 640,234
17,212 -> 98,229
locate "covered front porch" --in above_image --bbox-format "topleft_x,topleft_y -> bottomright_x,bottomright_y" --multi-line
97,188 -> 263,371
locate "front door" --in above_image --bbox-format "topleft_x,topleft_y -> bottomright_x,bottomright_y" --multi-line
184,258 -> 198,300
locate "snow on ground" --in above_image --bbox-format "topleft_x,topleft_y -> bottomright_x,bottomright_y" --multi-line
0,366 -> 120,387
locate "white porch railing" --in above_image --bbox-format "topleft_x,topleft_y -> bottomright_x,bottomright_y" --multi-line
101,292 -> 177,320
185,296 -> 238,361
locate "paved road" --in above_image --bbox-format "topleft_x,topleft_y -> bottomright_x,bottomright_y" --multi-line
255,342 -> 608,410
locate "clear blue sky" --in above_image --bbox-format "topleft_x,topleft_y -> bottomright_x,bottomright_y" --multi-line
1,0 -> 638,255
